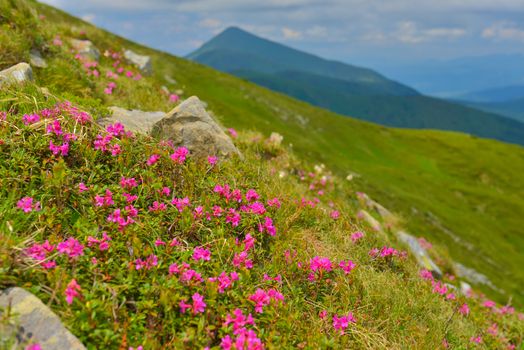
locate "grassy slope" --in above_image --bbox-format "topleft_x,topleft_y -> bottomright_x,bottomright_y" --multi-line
1,0 -> 523,309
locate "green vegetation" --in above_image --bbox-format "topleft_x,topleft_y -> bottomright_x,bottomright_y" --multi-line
0,1 -> 523,348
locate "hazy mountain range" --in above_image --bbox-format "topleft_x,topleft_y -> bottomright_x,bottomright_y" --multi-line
188,27 -> 524,146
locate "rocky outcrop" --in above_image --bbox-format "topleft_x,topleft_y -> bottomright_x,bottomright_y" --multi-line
0,287 -> 86,350
99,107 -> 165,134
70,39 -> 100,61
29,50 -> 47,68
396,230 -> 442,278
0,63 -> 33,86
357,192 -> 392,219
151,96 -> 241,160
124,49 -> 152,75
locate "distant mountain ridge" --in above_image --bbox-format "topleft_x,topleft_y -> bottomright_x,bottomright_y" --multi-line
189,27 -> 524,146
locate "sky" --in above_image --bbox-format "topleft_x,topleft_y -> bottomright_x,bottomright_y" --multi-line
40,0 -> 524,67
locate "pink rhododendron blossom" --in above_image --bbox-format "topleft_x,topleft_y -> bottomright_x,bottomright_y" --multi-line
146,154 -> 160,166
419,269 -> 434,281
267,197 -> 281,208
149,201 -> 167,212
332,313 -> 356,334
209,271 -> 240,293
49,140 -> 69,156
65,279 -> 81,304
350,231 -> 364,243
470,336 -> 482,344
95,190 -> 114,207
310,256 -> 333,273
78,182 -> 89,193
52,35 -> 62,46
431,281 -> 448,296
330,210 -> 340,219
228,128 -> 238,138
169,94 -> 179,102
459,303 -> 470,316
224,308 -> 255,334
418,237 -> 433,250
483,300 -> 496,308
319,310 -> 328,319
249,288 -> 284,313
46,120 -> 63,135
233,251 -> 253,269
120,177 -> 138,189
57,237 -> 84,258
25,344 -> 42,350
17,196 -> 41,213
208,155 -> 218,166
170,147 -> 189,164
245,189 -> 260,202
193,247 -> 211,261
172,197 -> 191,212
339,260 -> 356,274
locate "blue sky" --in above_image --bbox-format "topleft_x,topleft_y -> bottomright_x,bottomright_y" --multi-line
40,0 -> 524,67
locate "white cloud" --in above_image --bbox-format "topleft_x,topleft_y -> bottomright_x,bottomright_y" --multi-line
305,25 -> 327,38
482,22 -> 524,42
81,13 -> 96,23
199,18 -> 221,28
393,21 -> 466,44
282,27 -> 303,39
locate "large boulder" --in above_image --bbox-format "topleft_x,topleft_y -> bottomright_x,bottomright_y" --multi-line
0,287 -> 86,350
70,39 -> 100,61
124,49 -> 152,75
0,63 -> 33,86
29,50 -> 47,68
99,106 -> 165,134
396,230 -> 442,278
151,96 -> 241,160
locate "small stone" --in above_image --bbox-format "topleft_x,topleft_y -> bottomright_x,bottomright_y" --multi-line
29,50 -> 47,68
0,63 -> 33,86
98,107 -> 165,134
0,287 -> 86,350
124,49 -> 152,75
164,74 -> 177,85
151,96 -> 241,160
396,230 -> 443,278
70,39 -> 100,61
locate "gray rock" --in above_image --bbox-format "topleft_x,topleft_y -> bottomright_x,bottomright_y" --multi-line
29,50 -> 47,68
0,287 -> 86,350
99,106 -> 165,134
164,75 -> 177,85
358,193 -> 392,219
124,49 -> 152,75
70,39 -> 100,61
151,96 -> 241,160
454,262 -> 504,293
0,63 -> 33,86
396,230 -> 443,278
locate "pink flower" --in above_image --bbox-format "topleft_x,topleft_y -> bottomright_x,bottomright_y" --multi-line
191,293 -> 206,314
267,197 -> 281,208
104,87 -> 113,95
94,189 -> 114,207
147,154 -> 160,166
78,182 -> 89,193
170,146 -> 189,164
332,313 -> 356,334
52,35 -> 62,46
228,128 -> 238,138
171,197 -> 191,212
65,279 -> 81,304
25,344 -> 42,350
419,269 -> 434,281
245,189 -> 260,202
49,140 -> 69,156
179,299 -> 191,313
330,210 -> 340,220
379,246 -> 398,257
120,177 -> 138,189
431,281 -> 448,296
110,144 -> 122,156
149,201 -> 167,212
249,288 -> 284,313
17,196 -> 41,213
350,231 -> 364,243
483,300 -> 496,308
208,155 -> 218,166
310,256 -> 333,273
193,247 -> 211,261
233,251 -> 253,269
169,94 -> 180,102
210,271 -> 239,293
470,336 -> 482,344
319,310 -> 328,319
57,238 -> 84,258
46,120 -> 63,135
224,308 -> 255,334
338,260 -> 356,274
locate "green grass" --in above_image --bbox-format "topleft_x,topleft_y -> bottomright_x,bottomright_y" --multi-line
0,2 -> 523,348
1,0 -> 522,307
